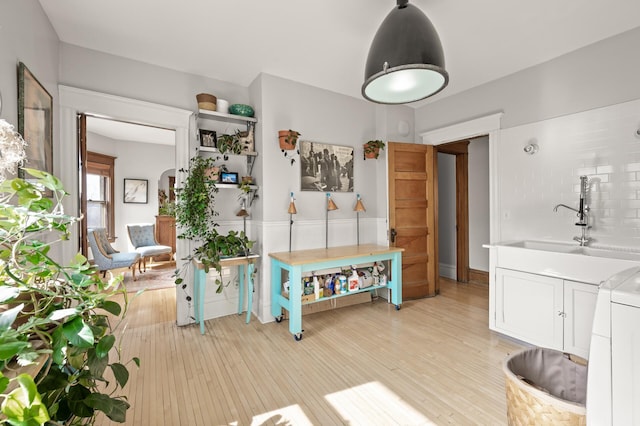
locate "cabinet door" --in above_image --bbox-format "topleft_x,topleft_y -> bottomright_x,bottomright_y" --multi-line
612,303 -> 640,426
495,268 -> 563,350
563,280 -> 597,359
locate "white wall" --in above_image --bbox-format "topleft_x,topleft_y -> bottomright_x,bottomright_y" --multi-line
437,153 -> 456,278
499,98 -> 640,248
87,132 -> 175,252
417,25 -> 640,254
253,73 -> 414,321
416,26 -> 640,132
469,136 -> 490,271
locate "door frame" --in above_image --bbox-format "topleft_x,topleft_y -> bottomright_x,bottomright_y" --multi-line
419,113 -> 503,245
58,85 -> 192,324
436,141 -> 470,283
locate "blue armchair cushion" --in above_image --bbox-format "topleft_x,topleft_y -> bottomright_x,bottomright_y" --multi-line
128,224 -> 159,248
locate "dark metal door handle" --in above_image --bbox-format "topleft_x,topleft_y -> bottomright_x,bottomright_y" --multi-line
390,228 -> 397,243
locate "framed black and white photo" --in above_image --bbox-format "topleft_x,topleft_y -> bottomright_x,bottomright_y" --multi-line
17,62 -> 53,179
220,172 -> 238,184
299,140 -> 354,192
199,129 -> 217,148
124,178 -> 148,204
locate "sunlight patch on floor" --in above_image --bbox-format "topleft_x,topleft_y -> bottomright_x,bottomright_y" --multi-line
325,381 -> 435,425
250,404 -> 313,426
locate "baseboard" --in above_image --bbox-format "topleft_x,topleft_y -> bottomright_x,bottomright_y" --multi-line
469,268 -> 489,284
439,263 -> 456,280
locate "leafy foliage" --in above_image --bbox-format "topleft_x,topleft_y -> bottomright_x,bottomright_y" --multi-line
363,140 -> 386,158
174,157 -> 254,293
0,169 -> 138,424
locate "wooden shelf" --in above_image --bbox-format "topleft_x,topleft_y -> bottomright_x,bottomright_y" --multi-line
198,146 -> 257,156
197,109 -> 257,123
216,183 -> 258,190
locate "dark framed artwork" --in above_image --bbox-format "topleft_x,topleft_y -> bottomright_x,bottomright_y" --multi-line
123,179 -> 148,204
299,140 -> 354,192
199,129 -> 217,148
220,172 -> 238,184
17,62 -> 53,178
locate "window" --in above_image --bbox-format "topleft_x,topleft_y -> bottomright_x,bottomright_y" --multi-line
87,152 -> 116,239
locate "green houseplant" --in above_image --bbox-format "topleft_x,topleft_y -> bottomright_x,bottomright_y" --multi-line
216,132 -> 242,156
278,130 -> 300,151
363,140 -> 385,159
174,156 -> 254,293
0,119 -> 138,425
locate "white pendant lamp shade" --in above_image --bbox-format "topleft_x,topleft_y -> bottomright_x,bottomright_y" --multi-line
363,0 -> 448,104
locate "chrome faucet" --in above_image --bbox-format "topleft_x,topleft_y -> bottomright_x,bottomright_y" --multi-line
553,176 -> 591,246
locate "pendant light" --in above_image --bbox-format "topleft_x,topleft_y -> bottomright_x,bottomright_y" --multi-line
362,0 -> 448,104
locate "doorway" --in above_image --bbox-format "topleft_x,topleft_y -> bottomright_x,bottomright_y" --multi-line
436,136 -> 490,284
79,114 -> 176,254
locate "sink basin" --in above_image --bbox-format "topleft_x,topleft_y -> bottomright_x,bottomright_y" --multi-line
504,241 -> 640,261
491,240 -> 640,284
505,240 -> 580,254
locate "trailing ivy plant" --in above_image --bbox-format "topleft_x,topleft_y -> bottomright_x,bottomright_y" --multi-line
216,131 -> 242,156
174,156 -> 254,293
0,168 -> 139,424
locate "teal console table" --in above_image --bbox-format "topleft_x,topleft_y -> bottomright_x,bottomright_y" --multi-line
193,254 -> 259,334
269,244 -> 403,341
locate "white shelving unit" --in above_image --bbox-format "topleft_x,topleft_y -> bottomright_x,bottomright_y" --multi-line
196,109 -> 259,205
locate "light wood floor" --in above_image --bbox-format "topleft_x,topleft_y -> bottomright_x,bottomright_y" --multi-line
96,278 -> 524,426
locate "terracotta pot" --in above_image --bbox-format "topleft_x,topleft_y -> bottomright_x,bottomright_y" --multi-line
364,146 -> 379,159
278,130 -> 297,151
204,166 -> 220,182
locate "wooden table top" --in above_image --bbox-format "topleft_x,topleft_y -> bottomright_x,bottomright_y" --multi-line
268,244 -> 403,266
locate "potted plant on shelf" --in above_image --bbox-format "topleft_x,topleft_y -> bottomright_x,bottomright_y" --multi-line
0,121 -> 138,424
174,156 -> 254,293
363,140 -> 386,159
217,131 -> 242,157
278,130 -> 301,151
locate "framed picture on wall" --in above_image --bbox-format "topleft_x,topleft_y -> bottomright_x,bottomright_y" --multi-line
17,62 -> 53,181
199,129 -> 217,148
124,178 -> 148,204
299,140 -> 354,192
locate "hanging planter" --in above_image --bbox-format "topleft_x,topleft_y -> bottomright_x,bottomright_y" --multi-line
363,140 -> 386,160
278,130 -> 301,151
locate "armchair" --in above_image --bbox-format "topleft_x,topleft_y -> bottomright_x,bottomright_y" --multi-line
127,223 -> 173,272
87,228 -> 141,281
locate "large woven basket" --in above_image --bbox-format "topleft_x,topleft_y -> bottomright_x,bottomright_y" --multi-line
503,347 -> 587,426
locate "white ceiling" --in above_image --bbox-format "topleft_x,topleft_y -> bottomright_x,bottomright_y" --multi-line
86,116 -> 175,146
40,0 -> 640,143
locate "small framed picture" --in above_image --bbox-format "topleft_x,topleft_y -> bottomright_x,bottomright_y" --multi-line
124,178 -> 148,204
199,129 -> 217,148
220,172 -> 238,184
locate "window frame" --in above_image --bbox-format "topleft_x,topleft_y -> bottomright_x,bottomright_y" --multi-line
86,151 -> 116,240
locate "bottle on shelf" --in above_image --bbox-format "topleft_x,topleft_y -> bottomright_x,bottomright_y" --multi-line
348,266 -> 359,292
313,275 -> 320,300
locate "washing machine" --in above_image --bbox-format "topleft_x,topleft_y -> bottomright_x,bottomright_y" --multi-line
587,266 -> 640,425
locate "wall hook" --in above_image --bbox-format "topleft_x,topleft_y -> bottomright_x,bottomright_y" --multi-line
524,143 -> 539,155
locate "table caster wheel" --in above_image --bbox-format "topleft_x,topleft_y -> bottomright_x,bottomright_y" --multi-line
395,305 -> 401,311
275,316 -> 283,323
294,333 -> 303,341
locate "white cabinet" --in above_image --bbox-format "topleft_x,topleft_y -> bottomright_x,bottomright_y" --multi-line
564,280 -> 598,358
495,268 -> 597,358
496,268 -> 564,350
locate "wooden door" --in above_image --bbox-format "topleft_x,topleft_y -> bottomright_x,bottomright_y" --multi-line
388,142 -> 438,298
